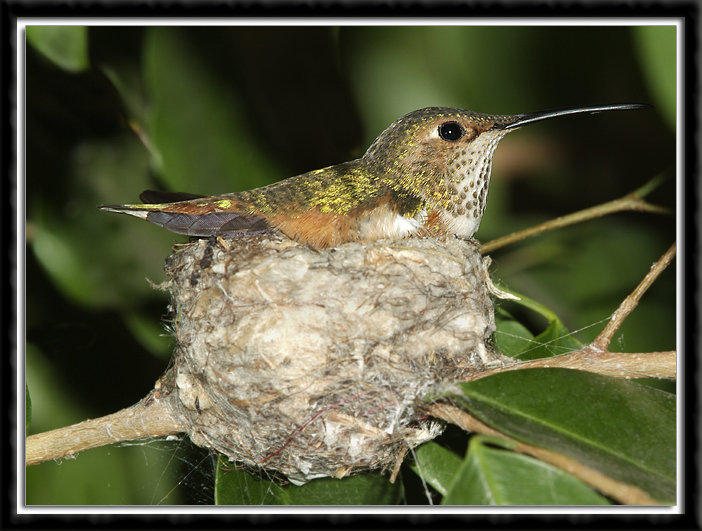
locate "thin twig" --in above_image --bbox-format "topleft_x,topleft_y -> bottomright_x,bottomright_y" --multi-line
594,242 -> 676,351
427,402 -> 661,505
481,185 -> 670,255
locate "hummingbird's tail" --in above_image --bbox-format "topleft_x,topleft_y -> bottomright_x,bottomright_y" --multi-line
98,192 -> 273,238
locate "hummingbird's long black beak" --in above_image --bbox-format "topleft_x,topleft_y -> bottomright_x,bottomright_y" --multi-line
492,103 -> 651,131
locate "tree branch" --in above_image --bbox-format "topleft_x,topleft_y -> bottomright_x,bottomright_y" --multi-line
476,348 -> 675,381
26,391 -> 185,467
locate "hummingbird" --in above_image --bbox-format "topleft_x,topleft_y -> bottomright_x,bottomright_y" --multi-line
99,103 -> 647,249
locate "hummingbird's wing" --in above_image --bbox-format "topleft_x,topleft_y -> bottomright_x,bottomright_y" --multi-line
98,192 -> 274,238
98,161 -> 386,246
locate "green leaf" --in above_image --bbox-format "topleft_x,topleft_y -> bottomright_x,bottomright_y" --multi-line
442,436 -> 610,505
494,302 -> 581,361
27,26 -> 89,72
446,369 -> 676,502
502,288 -> 560,323
26,384 -> 32,437
410,441 -> 462,496
31,203 -> 171,309
514,318 -> 582,361
214,457 -> 403,505
345,27 -> 543,145
494,308 -> 534,358
214,461 -> 287,505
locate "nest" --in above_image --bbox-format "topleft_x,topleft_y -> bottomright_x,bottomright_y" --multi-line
162,235 -> 508,485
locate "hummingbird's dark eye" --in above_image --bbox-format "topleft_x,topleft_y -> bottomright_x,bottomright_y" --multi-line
438,121 -> 464,142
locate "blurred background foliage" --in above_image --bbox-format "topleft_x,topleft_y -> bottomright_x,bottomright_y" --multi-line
25,25 -> 676,505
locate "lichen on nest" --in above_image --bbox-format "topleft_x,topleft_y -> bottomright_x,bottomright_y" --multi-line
161,235 -> 508,485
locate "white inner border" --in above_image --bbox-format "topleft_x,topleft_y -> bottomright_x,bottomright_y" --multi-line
15,17 -> 684,517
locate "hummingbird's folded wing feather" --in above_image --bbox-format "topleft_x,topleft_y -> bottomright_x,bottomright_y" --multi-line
145,210 -> 272,237
98,193 -> 274,238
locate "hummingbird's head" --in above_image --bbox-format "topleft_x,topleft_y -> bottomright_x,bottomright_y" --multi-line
362,103 -> 649,240
363,107 -> 517,238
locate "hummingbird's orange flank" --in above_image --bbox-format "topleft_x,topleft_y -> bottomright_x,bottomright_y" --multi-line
99,104 -> 648,249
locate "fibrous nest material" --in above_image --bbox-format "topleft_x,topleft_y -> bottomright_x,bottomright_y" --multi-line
162,235 -> 508,485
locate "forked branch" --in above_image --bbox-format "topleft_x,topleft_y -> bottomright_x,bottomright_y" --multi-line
594,242 -> 676,351
476,242 -> 676,382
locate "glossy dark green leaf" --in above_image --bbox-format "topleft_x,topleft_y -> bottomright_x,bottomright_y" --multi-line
500,288 -> 560,323
515,318 -> 582,361
26,26 -> 89,72
447,368 -> 676,502
410,441 -> 462,496
494,308 -> 534,358
442,436 -> 610,505
215,457 -> 403,505
214,460 -> 287,505
494,300 -> 581,361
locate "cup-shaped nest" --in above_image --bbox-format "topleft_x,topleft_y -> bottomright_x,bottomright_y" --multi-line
164,236 -> 504,485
